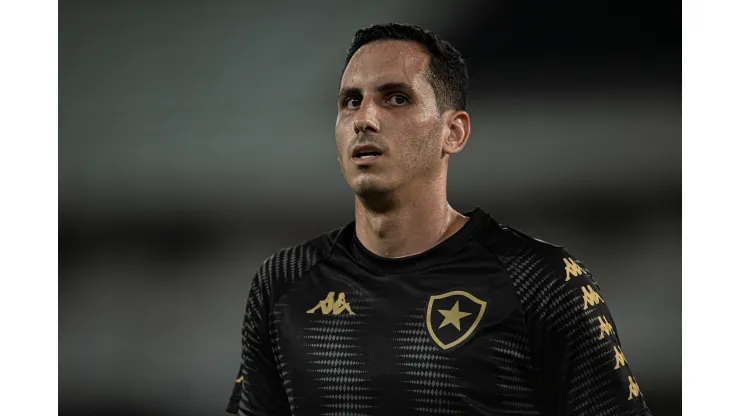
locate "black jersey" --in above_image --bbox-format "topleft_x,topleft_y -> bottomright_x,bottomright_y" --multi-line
225,207 -> 651,416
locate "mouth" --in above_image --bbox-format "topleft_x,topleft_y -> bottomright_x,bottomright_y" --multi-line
351,146 -> 384,166
352,152 -> 382,165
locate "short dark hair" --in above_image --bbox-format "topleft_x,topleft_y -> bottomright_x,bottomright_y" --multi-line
342,23 -> 468,112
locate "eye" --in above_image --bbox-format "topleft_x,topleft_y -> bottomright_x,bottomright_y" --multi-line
388,94 -> 408,106
344,97 -> 361,109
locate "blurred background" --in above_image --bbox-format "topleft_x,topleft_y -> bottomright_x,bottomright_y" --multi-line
59,0 -> 680,414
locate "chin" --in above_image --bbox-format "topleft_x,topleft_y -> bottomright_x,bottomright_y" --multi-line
351,176 -> 395,198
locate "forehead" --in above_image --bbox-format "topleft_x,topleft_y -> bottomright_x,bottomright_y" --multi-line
340,40 -> 432,91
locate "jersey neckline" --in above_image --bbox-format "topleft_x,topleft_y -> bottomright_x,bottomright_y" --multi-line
344,206 -> 490,274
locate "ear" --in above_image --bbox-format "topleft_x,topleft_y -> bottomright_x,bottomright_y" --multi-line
441,110 -> 471,156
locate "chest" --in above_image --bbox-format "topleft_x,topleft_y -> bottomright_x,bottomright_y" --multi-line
268,260 -> 540,414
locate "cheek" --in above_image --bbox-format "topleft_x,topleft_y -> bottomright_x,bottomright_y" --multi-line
335,117 -> 347,149
335,127 -> 356,159
400,122 -> 442,160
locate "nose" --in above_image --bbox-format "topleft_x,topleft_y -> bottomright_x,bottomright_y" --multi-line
353,100 -> 380,135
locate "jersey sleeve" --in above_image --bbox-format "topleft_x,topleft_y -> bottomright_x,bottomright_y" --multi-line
535,249 -> 652,416
225,266 -> 291,415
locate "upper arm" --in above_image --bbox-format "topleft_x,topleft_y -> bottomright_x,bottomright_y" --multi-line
538,249 -> 652,416
225,267 -> 291,416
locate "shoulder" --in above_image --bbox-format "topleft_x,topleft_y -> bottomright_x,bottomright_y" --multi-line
249,225 -> 345,306
475,218 -> 597,320
259,226 -> 341,279
476,218 -> 579,272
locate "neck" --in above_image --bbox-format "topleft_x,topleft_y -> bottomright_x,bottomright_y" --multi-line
354,179 -> 468,258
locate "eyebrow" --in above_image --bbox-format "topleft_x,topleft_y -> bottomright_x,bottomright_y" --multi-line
337,82 -> 414,102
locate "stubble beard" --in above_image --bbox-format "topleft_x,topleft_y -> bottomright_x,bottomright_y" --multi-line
351,172 -> 397,213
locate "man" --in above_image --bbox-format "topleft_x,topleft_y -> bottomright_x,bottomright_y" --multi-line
226,23 -> 651,416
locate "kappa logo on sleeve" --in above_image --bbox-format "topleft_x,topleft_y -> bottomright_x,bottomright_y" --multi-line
614,345 -> 627,369
627,376 -> 641,400
563,257 -> 586,281
581,285 -> 604,310
597,315 -> 614,340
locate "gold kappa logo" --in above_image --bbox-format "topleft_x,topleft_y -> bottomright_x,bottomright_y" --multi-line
582,285 -> 604,310
235,375 -> 244,383
426,290 -> 487,350
614,345 -> 627,369
563,257 -> 585,281
597,315 -> 614,340
627,375 -> 641,400
306,292 -> 356,316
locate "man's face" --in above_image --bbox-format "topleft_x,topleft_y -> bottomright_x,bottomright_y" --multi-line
335,40 -> 444,198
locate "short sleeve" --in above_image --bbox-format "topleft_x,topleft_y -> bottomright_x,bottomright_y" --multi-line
225,268 -> 291,415
536,249 -> 652,416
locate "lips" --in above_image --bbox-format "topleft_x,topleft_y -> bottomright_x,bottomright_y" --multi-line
351,144 -> 384,166
351,144 -> 384,158
352,154 -> 381,165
